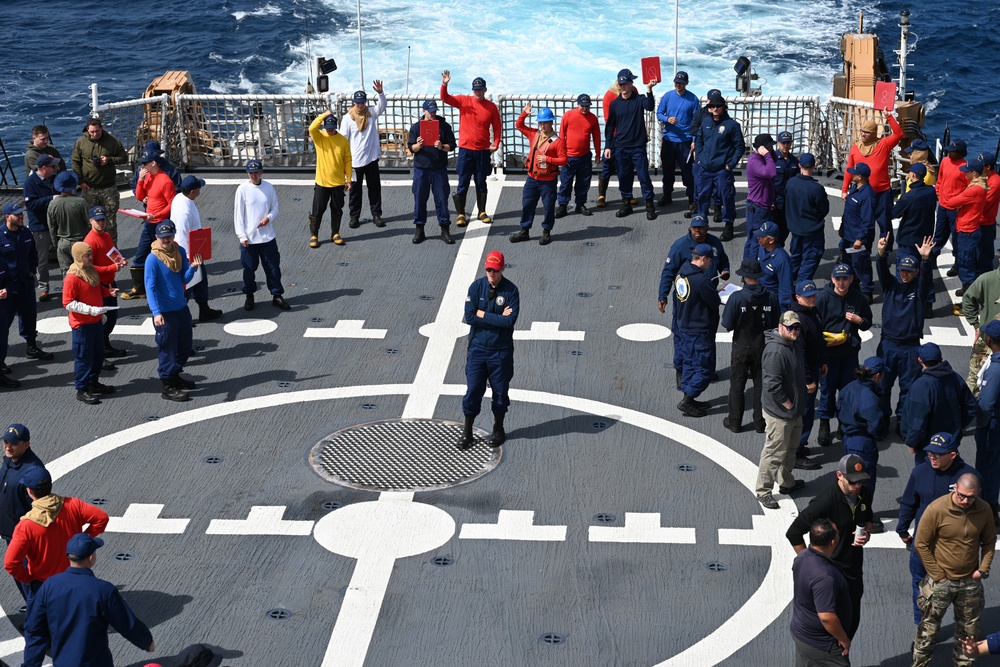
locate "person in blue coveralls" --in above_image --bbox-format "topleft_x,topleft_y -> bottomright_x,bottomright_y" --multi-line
1,202 -> 53,364
145,220 -> 202,403
892,162 -> 938,317
672,243 -> 721,418
655,70 -> 699,209
772,130 -> 800,246
22,533 -> 154,667
604,68 -> 658,220
695,93 -> 746,243
460,250 -> 519,450
835,355 -> 886,532
657,213 -> 730,389
0,423 -> 45,600
974,319 -> 1000,516
875,234 -> 934,434
688,88 -> 722,224
755,220 -> 793,312
840,162 -> 877,303
897,432 -> 980,625
785,153 -> 829,282
408,100 -> 456,245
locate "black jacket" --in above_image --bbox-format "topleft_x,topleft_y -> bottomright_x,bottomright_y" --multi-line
787,478 -> 873,580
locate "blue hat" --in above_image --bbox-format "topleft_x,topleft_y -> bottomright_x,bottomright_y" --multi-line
898,255 -> 919,271
2,202 -> 24,216
799,152 -> 816,167
155,220 -> 176,238
978,151 -> 997,168
918,342 -> 942,362
689,213 -> 708,227
902,138 -> 929,153
777,131 -> 793,143
3,423 -> 29,444
847,162 -> 871,177
693,243 -> 714,257
706,88 -> 721,99
66,533 -> 104,561
831,263 -> 853,278
736,258 -> 764,279
982,320 -> 1000,340
35,154 -> 60,168
707,93 -> 726,108
138,148 -> 159,164
88,206 -> 107,220
537,108 -> 555,123
421,100 -> 438,112
471,77 -> 487,91
322,114 -> 338,129
910,162 -> 928,178
54,171 -> 78,192
862,355 -> 884,374
617,68 -> 638,85
143,140 -> 165,155
673,71 -> 689,84
352,90 -> 367,104
245,159 -> 263,173
961,159 -> 985,173
753,221 -> 779,238
576,94 -> 591,107
180,175 -> 206,193
924,432 -> 958,455
796,279 -> 820,296
945,139 -> 967,154
20,466 -> 50,490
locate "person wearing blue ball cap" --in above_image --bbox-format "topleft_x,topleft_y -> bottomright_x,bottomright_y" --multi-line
2,201 -> 53,365
408,100 -> 456,245
604,68 -> 658,220
771,130 -> 800,246
835,355 -> 886,531
22,153 -> 60,302
235,159 -> 290,313
841,162 -> 877,303
901,137 -> 936,190
755,220 -> 793,312
974,319 -> 1000,514
0,423 -> 45,600
892,162 -> 939,317
790,279 -> 826,470
555,94 -> 601,218
785,152 -> 829,282
655,70 -> 699,209
341,81 -> 388,230
509,104 -> 567,246
672,242 -> 721,417
947,158 -> 988,297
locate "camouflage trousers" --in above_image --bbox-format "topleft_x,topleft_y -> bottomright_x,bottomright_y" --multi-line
912,576 -> 983,667
82,185 -> 121,245
969,334 -> 989,396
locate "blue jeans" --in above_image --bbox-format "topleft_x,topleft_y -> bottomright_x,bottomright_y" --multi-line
155,307 -> 193,379
696,166 -> 735,223
412,167 -> 450,225
133,221 -> 158,266
463,346 -> 514,416
456,148 -> 491,197
520,177 -> 557,230
557,155 -> 593,206
240,239 -> 284,296
615,145 -> 654,201
743,202 -> 771,261
790,230 -> 825,282
72,322 -> 104,390
956,229 -> 982,286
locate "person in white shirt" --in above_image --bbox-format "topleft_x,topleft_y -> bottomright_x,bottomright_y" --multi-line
233,160 -> 289,312
170,175 -> 222,322
340,81 -> 387,229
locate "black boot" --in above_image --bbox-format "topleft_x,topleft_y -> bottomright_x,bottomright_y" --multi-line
575,204 -> 592,216
476,192 -> 491,224
596,178 -> 609,207
817,419 -> 832,447
645,199 -> 657,220
440,225 -> 454,244
720,222 -> 734,242
684,201 -> 697,218
25,339 -> 53,360
453,193 -> 468,227
539,230 -> 552,246
412,226 -> 426,244
161,379 -> 189,402
510,228 -> 530,243
308,215 -> 320,248
616,202 -> 633,218
488,412 -> 506,447
104,338 -> 127,358
677,394 -> 707,417
120,266 -> 145,300
675,369 -> 682,389
713,204 -> 723,223
555,204 -> 568,219
197,301 -> 223,322
458,414 -> 475,450
170,373 -> 196,390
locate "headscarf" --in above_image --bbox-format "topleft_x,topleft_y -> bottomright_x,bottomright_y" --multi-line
349,105 -> 371,133
907,149 -> 938,177
855,119 -> 879,157
151,238 -> 182,273
67,242 -> 99,286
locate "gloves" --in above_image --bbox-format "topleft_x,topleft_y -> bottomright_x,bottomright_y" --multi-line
65,300 -> 108,316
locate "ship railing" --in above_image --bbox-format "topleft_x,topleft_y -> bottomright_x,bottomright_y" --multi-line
93,94 -> 170,183
826,96 -> 904,181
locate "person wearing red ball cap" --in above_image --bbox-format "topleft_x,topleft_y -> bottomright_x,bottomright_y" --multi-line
459,250 -> 519,450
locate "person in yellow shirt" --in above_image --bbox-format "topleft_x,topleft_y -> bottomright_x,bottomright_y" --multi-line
308,112 -> 352,247
902,138 -> 937,192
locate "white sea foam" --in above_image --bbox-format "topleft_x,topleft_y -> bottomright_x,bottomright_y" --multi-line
232,3 -> 282,23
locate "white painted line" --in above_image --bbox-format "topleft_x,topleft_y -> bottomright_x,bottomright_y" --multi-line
617,323 -> 671,342
926,313 -> 975,347
304,319 -> 388,339
105,503 -> 190,534
513,321 -> 585,341
205,505 -> 314,536
589,513 -> 696,544
460,510 -> 567,541
223,319 -> 279,337
111,317 -> 156,336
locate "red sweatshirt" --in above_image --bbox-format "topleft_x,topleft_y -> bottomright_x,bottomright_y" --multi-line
936,156 -> 969,210
62,273 -> 110,328
984,173 -> 1000,227
4,495 -> 109,583
602,89 -> 617,122
440,86 -> 501,151
949,182 -> 988,233
842,115 -> 904,195
84,228 -> 120,283
559,107 -> 601,158
516,113 -> 567,181
134,169 -> 176,222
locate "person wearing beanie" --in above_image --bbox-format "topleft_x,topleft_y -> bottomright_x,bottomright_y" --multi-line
901,138 -> 937,191
83,206 -> 128,366
3,202 -> 53,365
509,104 -> 567,246
556,94 -> 601,218
62,242 -> 117,404
407,100 -> 456,245
840,112 -> 903,252
694,93 -> 746,240
170,176 -> 224,322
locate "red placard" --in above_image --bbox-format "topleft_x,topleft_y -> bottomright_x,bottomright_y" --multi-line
873,81 -> 897,111
641,57 -> 662,85
419,120 -> 439,145
188,227 -> 212,262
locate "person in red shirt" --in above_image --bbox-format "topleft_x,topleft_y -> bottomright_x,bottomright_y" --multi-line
62,242 -> 117,403
556,94 -> 601,218
945,159 -> 989,295
934,140 -> 970,254
83,206 -> 128,366
123,147 -> 176,300
440,70 -> 501,226
841,112 -> 903,249
509,105 -> 567,246
978,151 -> 1000,274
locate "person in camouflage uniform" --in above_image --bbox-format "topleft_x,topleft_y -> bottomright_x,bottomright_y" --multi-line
71,118 -> 128,245
962,262 -> 1000,395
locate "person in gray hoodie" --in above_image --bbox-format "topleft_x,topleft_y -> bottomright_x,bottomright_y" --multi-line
755,310 -> 809,510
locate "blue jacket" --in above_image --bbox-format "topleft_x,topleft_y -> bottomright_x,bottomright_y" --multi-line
129,156 -> 182,194
408,115 -> 456,170
977,351 -> 1000,428
785,174 -> 830,236
892,180 -> 937,249
22,171 -> 57,233
464,275 -> 519,351
757,245 -> 793,312
0,224 -> 38,285
721,282 -> 779,346
695,112 -> 746,172
841,183 -> 876,246
672,261 -> 720,333
876,252 -> 930,344
836,377 -> 884,439
605,92 -> 655,150
0,448 -> 45,541
790,301 -> 827,384
773,152 -> 800,210
656,90 -> 700,142
144,249 -> 196,316
897,455 -> 979,536
657,232 -> 729,302
815,283 -> 873,359
23,566 -> 153,667
901,361 -> 978,450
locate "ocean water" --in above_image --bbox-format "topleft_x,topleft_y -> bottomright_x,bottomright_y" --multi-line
1,0 -> 996,164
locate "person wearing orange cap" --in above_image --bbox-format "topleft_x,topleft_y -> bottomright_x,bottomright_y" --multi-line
459,250 -> 519,450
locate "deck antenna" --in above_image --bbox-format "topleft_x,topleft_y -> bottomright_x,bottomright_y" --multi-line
304,6 -> 315,94
357,0 -> 365,90
406,46 -> 411,95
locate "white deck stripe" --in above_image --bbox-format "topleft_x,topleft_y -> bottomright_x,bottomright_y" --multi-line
105,504 -> 190,534
589,513 -> 696,544
460,510 -> 567,541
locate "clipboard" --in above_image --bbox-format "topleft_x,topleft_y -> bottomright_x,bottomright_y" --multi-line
641,57 -> 662,85
419,120 -> 439,145
120,208 -> 149,219
188,227 -> 212,261
106,246 -> 126,265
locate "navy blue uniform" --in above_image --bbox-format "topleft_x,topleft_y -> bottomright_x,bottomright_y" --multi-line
673,262 -> 720,397
836,377 -> 885,497
694,111 -> 745,224
772,152 -> 800,244
840,183 -> 876,295
605,91 -> 656,202
0,223 -> 39,348
757,245 -> 793,312
722,283 -> 779,427
975,351 -> 1000,507
462,275 -> 519,417
892,181 -> 938,305
408,115 -> 456,226
901,361 -> 978,462
785,174 -> 830,282
791,302 -> 827,455
815,283 -> 872,422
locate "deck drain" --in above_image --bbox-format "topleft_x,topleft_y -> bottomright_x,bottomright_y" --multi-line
267,608 -> 292,620
204,456 -> 223,464
338,262 -> 350,267
224,287 -> 239,293
419,295 -> 435,301
673,219 -> 684,224
593,513 -> 617,523
592,421 -> 608,429
114,552 -> 134,562
17,605 -> 25,614
129,314 -> 143,320
206,217 -> 218,222
361,403 -> 377,410
321,501 -> 342,511
146,415 -> 160,422
277,381 -> 292,388
194,345 -> 206,352
540,633 -> 566,645
569,350 -> 584,356
90,498 -> 107,506
577,292 -> 592,298
386,348 -> 399,355
608,285 -> 621,290
310,317 -> 324,323
707,561 -> 729,572
309,418 -> 500,492
584,241 -> 598,247
292,197 -> 302,202
677,464 -> 697,472
430,555 -> 454,567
